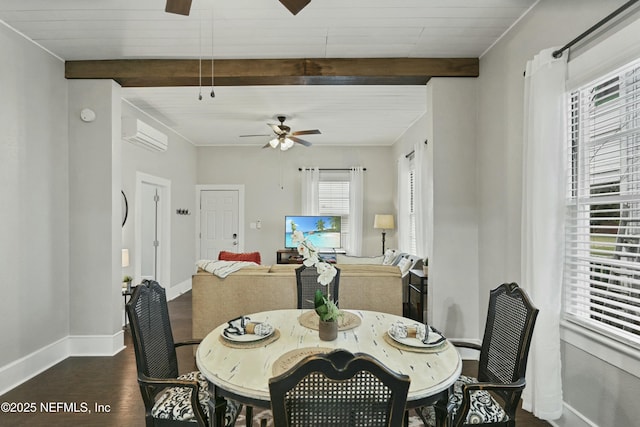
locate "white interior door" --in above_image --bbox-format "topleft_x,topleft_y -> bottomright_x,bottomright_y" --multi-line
140,183 -> 160,280
136,172 -> 171,287
200,190 -> 240,259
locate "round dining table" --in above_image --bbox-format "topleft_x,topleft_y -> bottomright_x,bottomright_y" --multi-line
196,309 -> 461,427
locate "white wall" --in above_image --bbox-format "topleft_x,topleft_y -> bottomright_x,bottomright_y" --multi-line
196,145 -> 395,264
0,23 -> 69,391
68,79 -> 124,349
121,102 -> 198,296
428,78 -> 480,339
477,0 -> 640,425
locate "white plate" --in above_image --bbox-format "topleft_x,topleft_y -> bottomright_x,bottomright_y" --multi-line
387,326 -> 446,348
222,323 -> 274,342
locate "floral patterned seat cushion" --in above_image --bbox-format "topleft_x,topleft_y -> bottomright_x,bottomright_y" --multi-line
151,371 -> 240,425
418,375 -> 508,425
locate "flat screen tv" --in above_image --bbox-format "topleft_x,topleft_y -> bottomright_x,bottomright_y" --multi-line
285,215 -> 342,249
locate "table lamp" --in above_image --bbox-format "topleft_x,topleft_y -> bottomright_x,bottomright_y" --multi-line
374,214 -> 395,255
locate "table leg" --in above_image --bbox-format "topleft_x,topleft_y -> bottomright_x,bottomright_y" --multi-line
207,382 -> 227,427
433,384 -> 454,427
245,405 -> 253,427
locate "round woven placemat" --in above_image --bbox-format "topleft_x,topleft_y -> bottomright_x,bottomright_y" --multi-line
382,333 -> 449,353
218,329 -> 281,349
272,347 -> 334,376
298,310 -> 362,331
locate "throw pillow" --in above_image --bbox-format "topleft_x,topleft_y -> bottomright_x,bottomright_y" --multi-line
218,251 -> 261,264
397,257 -> 413,276
382,249 -> 398,265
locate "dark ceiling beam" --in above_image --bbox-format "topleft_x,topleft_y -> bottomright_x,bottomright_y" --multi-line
65,58 -> 479,87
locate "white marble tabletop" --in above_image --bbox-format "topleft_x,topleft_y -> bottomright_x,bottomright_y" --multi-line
196,309 -> 461,411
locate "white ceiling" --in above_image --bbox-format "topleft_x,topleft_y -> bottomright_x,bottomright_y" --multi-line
0,0 -> 537,147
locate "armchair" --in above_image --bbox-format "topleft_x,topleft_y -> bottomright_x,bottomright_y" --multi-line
417,282 -> 539,427
126,280 -> 241,427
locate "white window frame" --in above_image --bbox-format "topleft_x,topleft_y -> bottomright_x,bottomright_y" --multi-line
563,57 -> 640,350
318,170 -> 350,249
408,158 -> 417,255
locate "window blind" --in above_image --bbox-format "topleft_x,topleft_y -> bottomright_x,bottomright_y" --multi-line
564,57 -> 640,345
318,177 -> 350,246
408,166 -> 417,255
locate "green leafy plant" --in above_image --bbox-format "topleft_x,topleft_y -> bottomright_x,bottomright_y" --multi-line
314,289 -> 342,322
123,275 -> 133,282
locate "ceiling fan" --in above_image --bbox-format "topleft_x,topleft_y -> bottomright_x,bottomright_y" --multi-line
240,116 -> 321,151
165,0 -> 311,16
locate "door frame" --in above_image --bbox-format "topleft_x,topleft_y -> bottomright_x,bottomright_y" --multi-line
135,172 -> 172,286
195,184 -> 245,260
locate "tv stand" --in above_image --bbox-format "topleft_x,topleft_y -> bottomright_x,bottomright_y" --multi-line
276,249 -> 345,264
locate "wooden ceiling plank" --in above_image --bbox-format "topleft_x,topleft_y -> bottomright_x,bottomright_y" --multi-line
65,58 -> 478,87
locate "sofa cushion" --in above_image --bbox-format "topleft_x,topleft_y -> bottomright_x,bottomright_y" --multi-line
336,253 -> 385,264
218,250 -> 261,264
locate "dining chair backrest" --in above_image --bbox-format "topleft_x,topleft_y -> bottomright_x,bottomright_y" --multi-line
295,264 -> 340,309
126,280 -> 179,384
477,282 -> 539,405
269,349 -> 410,427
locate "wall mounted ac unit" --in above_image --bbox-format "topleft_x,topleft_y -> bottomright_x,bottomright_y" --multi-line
122,117 -> 168,152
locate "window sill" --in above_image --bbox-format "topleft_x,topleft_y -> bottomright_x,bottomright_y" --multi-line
560,319 -> 640,378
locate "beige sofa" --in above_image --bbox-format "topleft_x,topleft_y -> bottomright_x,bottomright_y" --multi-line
192,263 -> 402,340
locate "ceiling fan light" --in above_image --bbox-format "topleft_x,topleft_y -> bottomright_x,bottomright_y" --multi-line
269,138 -> 280,148
282,137 -> 295,150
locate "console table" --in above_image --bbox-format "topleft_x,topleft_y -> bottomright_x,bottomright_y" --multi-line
276,249 -> 340,264
407,268 -> 428,322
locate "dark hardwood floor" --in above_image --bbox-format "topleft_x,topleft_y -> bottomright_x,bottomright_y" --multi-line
0,291 -> 550,426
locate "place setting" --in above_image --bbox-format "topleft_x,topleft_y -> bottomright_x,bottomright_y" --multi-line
218,315 -> 280,348
383,321 -> 448,353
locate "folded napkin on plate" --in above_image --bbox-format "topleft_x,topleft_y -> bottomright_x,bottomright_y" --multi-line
389,322 -> 445,345
224,316 -> 273,336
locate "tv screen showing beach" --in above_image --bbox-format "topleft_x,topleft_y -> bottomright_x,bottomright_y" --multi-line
285,215 -> 342,249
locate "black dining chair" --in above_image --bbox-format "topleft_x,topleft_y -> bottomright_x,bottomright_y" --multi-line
269,348 -> 411,427
126,279 -> 242,427
416,282 -> 539,427
295,264 -> 340,309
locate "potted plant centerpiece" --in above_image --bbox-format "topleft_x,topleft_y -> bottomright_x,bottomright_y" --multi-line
291,230 -> 340,340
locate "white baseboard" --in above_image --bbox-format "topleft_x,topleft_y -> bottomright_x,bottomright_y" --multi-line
166,278 -> 192,301
0,332 -> 125,396
68,330 -> 125,356
0,336 -> 68,396
547,402 -> 598,427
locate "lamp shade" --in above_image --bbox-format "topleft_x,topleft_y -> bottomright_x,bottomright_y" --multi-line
122,249 -> 130,268
374,214 -> 395,230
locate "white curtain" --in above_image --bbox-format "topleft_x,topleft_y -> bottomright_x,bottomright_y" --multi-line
300,167 -> 319,215
397,156 -> 410,251
346,167 -> 364,255
413,141 -> 428,257
520,47 -> 566,420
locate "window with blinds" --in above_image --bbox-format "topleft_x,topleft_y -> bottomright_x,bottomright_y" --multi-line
318,172 -> 350,246
408,165 -> 417,255
564,57 -> 640,345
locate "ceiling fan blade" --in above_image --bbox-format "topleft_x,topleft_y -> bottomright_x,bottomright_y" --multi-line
262,142 -> 272,149
290,136 -> 312,147
165,0 -> 192,16
292,129 -> 321,136
279,0 -> 311,15
269,123 -> 286,135
239,134 -> 271,137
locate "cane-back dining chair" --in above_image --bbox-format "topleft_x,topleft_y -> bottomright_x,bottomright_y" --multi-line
126,280 -> 241,427
295,264 -> 341,309
417,282 -> 539,427
269,349 -> 410,427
